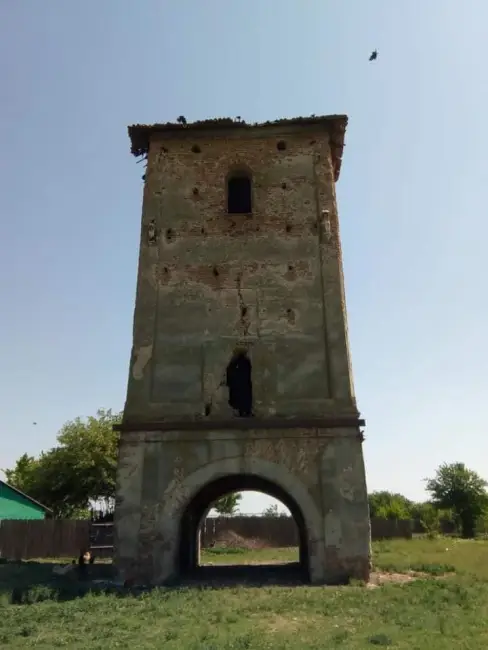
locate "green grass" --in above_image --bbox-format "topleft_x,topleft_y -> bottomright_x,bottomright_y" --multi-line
202,545 -> 299,563
1,538 -> 488,648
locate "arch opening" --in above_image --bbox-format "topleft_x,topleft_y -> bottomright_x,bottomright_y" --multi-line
178,474 -> 310,585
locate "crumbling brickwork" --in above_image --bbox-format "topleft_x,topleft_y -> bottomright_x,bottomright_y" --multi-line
114,115 -> 371,585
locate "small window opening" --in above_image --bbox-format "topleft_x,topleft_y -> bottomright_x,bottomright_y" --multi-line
191,144 -> 201,154
277,140 -> 287,151
286,224 -> 292,233
227,174 -> 252,214
225,351 -> 253,417
165,228 -> 174,243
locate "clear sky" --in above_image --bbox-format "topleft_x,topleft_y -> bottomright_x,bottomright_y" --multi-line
1,1 -> 487,515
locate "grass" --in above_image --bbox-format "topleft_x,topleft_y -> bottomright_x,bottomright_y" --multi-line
1,538 -> 488,648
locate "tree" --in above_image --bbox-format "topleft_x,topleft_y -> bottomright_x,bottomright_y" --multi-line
261,503 -> 290,518
425,462 -> 488,538
5,409 -> 121,518
212,493 -> 241,515
368,491 -> 413,520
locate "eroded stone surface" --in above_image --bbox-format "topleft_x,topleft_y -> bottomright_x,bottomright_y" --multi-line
113,116 -> 371,586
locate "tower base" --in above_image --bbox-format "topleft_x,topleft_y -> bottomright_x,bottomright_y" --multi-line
113,420 -> 371,586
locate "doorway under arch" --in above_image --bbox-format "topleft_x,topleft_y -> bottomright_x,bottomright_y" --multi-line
178,473 -> 310,584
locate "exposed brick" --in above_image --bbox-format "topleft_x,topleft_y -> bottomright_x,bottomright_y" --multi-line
114,116 -> 370,586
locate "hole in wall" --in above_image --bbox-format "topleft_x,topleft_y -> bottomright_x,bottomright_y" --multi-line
286,308 -> 296,324
163,266 -> 169,274
200,227 -> 206,235
225,350 -> 253,417
204,403 -> 212,417
285,224 -> 292,233
241,306 -> 248,318
309,140 -> 316,145
193,187 -> 199,195
213,267 -> 220,278
191,144 -> 201,153
277,140 -> 287,151
165,228 -> 175,243
287,264 -> 294,272
162,146 -> 169,153
281,182 -> 287,189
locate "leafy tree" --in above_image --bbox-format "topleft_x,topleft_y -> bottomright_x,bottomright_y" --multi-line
5,409 -> 121,518
212,493 -> 241,515
425,462 -> 488,538
368,491 -> 413,520
261,503 -> 290,518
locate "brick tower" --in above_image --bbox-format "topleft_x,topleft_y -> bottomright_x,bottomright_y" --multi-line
113,115 -> 371,585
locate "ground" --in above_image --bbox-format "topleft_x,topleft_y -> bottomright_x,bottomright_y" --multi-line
1,538 -> 488,648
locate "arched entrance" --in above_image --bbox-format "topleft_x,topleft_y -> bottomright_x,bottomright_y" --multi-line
178,473 -> 310,583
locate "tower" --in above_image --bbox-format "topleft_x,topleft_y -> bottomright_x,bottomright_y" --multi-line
114,115 -> 371,585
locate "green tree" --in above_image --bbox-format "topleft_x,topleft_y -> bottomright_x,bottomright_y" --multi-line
262,503 -> 290,518
425,462 -> 488,538
368,491 -> 413,520
212,493 -> 241,515
4,409 -> 121,518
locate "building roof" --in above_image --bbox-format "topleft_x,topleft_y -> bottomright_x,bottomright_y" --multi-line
0,480 -> 52,514
128,114 -> 348,181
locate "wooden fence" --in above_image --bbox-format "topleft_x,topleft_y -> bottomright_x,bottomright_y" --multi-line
0,519 -> 91,560
0,516 -> 419,561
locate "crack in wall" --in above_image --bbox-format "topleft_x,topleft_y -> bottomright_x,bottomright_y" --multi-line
236,272 -> 250,337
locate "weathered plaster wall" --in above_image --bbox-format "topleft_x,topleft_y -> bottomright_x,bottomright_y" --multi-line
123,126 -> 357,422
114,427 -> 370,585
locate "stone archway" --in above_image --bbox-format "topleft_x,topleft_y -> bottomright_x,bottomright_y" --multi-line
178,473 -> 309,580
151,456 -> 325,585
114,429 -> 370,587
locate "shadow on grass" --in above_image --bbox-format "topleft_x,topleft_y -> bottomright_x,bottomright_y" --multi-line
0,560 -> 118,606
0,560 -> 318,605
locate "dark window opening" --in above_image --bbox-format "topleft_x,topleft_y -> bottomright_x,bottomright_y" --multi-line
227,175 -> 252,214
225,351 -> 253,417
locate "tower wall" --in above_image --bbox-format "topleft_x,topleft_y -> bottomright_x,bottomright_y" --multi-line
114,117 -> 371,587
124,124 -> 356,423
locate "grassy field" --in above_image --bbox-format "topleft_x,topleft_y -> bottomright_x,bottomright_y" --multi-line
1,538 -> 488,648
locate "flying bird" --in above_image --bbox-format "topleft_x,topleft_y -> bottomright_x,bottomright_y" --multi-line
369,50 -> 378,62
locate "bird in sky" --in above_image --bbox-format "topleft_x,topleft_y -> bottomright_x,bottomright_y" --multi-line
369,50 -> 378,62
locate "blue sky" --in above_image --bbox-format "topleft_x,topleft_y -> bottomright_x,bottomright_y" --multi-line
1,1 -> 487,515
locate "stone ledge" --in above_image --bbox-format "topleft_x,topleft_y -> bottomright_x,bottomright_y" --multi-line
115,416 -> 365,434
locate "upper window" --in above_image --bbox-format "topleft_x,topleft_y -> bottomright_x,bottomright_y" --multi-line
227,173 -> 252,214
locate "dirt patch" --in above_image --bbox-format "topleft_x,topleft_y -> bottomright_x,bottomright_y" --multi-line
367,570 -> 453,588
211,530 -> 269,550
